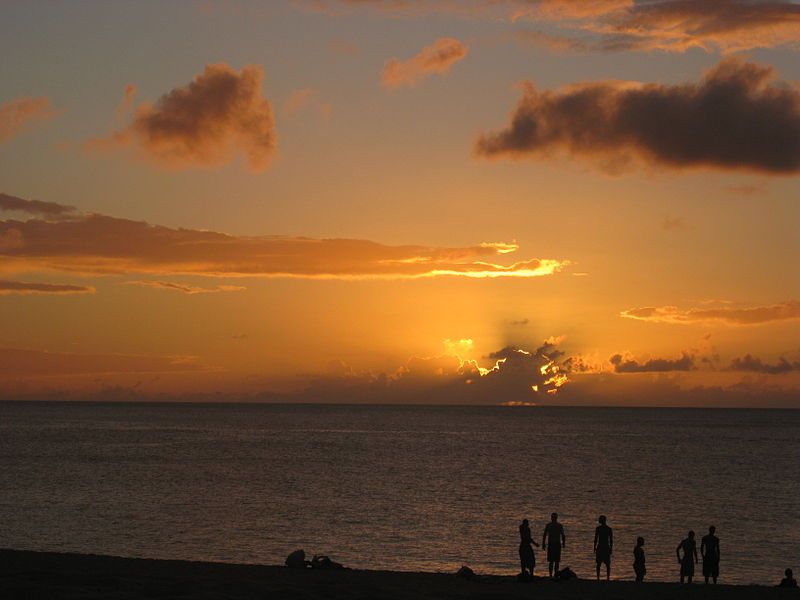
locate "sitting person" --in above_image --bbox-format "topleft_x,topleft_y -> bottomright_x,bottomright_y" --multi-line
779,568 -> 798,588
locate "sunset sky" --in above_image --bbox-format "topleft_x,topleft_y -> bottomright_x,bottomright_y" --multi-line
1,0 -> 799,406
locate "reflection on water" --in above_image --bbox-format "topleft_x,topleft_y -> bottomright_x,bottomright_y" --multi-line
1,402 -> 798,584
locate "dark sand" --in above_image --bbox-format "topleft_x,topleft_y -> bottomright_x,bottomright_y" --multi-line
0,549 -> 791,599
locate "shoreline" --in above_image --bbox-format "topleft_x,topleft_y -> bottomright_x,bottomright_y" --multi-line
0,549 -> 790,599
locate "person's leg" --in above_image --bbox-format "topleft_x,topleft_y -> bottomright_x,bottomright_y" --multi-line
548,562 -> 553,577
596,562 -> 600,581
555,561 -> 560,576
606,561 -> 611,581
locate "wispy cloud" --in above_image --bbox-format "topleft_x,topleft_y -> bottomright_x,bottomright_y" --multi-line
381,37 -> 468,89
0,280 -> 94,296
0,192 -> 76,218
621,301 -> 800,326
0,97 -> 56,144
125,281 -> 246,294
0,347 -> 205,377
0,200 -> 569,281
476,58 -> 800,175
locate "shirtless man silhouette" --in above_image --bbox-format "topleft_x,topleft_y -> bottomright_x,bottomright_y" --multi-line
677,530 -> 698,584
594,515 -> 613,581
701,525 -> 720,584
542,513 -> 566,578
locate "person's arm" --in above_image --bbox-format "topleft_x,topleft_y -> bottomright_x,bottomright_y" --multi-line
676,543 -> 682,563
593,528 -> 598,553
716,539 -> 720,560
561,526 -> 566,548
542,528 -> 547,549
609,528 -> 613,553
693,543 -> 699,563
701,538 -> 706,559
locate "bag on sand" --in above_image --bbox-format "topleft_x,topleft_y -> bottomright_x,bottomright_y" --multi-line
285,549 -> 308,568
556,567 -> 577,580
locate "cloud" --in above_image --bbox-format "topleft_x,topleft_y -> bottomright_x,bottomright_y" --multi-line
591,0 -> 800,54
725,181 -> 767,195
0,192 -> 76,217
0,280 -> 95,296
729,354 -> 800,374
476,58 -> 800,174
283,88 -> 331,118
621,301 -> 800,326
381,37 -> 468,89
125,281 -> 246,294
0,97 -> 56,144
300,338 -> 571,404
509,318 -> 529,326
306,1 -> 800,53
0,204 -> 568,280
661,215 -> 687,230
0,347 -> 205,377
87,64 -> 276,171
610,352 -> 695,373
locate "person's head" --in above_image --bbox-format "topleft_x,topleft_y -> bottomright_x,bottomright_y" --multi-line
599,515 -> 607,525
688,530 -> 695,539
786,568 -> 794,578
522,519 -> 529,526
551,512 -> 558,522
709,525 -> 716,535
637,536 -> 645,547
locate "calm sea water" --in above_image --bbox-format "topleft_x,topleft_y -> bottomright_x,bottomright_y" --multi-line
1,402 -> 798,584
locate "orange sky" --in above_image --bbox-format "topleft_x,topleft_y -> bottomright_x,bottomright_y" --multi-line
1,1 -> 799,406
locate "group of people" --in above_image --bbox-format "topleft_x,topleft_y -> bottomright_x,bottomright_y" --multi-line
518,515 -> 797,586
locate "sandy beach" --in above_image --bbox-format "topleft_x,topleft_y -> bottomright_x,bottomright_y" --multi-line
1,549 -> 792,600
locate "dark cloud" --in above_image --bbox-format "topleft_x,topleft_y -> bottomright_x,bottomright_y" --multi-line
610,352 -> 695,373
299,339 -> 570,404
0,280 -> 94,295
0,193 -> 76,217
87,64 -> 277,171
729,354 -> 800,374
475,58 -> 800,174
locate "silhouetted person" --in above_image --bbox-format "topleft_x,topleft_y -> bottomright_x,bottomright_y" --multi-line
518,519 -> 539,576
701,525 -> 720,584
779,568 -> 798,588
542,512 -> 566,578
594,515 -> 613,581
676,530 -> 698,584
633,537 -> 646,582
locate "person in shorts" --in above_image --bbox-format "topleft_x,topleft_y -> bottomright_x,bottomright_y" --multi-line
701,525 -> 720,584
676,530 -> 698,584
541,512 -> 566,578
594,515 -> 613,581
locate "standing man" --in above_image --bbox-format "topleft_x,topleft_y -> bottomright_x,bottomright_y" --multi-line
701,525 -> 720,584
542,512 -> 566,578
676,530 -> 699,584
594,515 -> 613,581
633,537 -> 646,582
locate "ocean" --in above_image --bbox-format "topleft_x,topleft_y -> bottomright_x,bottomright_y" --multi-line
1,402 -> 798,584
